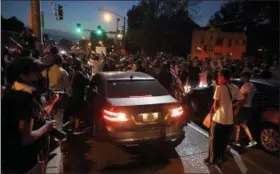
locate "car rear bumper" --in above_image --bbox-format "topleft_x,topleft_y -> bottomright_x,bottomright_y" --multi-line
106,126 -> 185,145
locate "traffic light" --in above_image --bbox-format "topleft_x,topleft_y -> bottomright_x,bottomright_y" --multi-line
76,23 -> 82,33
96,25 -> 103,35
57,5 -> 63,20
96,29 -> 103,35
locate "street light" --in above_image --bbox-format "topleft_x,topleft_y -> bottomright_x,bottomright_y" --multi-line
104,13 -> 112,23
117,33 -> 123,40
98,8 -> 126,35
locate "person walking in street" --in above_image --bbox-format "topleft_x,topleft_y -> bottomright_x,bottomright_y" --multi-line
205,68 -> 244,166
233,72 -> 257,147
68,59 -> 90,134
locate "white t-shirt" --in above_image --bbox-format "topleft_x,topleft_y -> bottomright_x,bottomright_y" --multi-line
240,82 -> 256,108
212,84 -> 244,125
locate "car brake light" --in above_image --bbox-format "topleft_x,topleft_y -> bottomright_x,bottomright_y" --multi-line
103,109 -> 128,122
170,106 -> 184,117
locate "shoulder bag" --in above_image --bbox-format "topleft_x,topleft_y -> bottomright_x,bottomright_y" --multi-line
203,84 -> 233,128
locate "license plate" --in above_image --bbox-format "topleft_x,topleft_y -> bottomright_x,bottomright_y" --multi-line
141,113 -> 159,122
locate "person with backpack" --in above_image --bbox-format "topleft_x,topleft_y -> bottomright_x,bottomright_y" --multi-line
205,68 -> 244,166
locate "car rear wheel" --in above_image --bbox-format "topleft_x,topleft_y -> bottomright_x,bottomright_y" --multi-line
166,131 -> 185,148
260,127 -> 280,152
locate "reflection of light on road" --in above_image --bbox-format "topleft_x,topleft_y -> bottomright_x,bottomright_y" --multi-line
188,122 -> 247,174
174,126 -> 211,174
230,149 -> 248,174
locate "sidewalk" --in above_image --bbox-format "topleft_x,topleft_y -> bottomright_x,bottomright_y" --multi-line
46,144 -> 63,174
46,110 -> 64,174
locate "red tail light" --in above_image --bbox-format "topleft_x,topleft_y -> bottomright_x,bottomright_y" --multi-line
170,106 -> 184,117
103,109 -> 128,122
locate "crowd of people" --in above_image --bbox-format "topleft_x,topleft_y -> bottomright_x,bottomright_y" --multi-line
1,30 -> 279,173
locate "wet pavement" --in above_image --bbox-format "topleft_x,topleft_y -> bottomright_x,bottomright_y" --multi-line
61,123 -> 280,174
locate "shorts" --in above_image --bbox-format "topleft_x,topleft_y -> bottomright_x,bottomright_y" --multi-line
235,107 -> 252,125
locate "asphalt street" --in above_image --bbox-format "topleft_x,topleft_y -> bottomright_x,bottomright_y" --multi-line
60,122 -> 280,174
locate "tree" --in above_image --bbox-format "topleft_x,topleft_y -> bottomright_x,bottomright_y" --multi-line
1,16 -> 25,33
2,16 -> 26,46
209,0 -> 279,62
126,0 -> 200,56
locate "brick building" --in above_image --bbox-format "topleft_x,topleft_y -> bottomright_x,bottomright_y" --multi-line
191,29 -> 247,60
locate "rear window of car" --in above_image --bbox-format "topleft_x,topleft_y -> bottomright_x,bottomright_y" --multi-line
107,80 -> 169,98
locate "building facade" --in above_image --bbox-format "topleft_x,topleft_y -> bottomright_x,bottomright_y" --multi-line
191,29 -> 247,60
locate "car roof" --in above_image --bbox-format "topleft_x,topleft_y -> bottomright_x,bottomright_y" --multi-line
232,78 -> 280,87
99,71 -> 155,81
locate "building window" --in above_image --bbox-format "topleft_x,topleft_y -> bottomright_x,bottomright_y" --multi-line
228,39 -> 232,47
216,38 -> 224,46
215,52 -> 222,56
243,40 -> 246,45
200,37 -> 204,45
235,40 -> 239,45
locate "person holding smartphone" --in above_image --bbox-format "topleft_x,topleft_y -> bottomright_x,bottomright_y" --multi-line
2,57 -> 56,173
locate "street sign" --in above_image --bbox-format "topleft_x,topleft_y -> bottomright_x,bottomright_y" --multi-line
96,46 -> 106,55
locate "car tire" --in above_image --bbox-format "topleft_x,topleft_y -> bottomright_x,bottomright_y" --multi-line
166,131 -> 185,148
260,124 -> 280,153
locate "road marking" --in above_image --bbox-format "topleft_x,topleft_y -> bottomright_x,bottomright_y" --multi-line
188,122 -> 272,174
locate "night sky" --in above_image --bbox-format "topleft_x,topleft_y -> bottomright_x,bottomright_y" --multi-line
2,0 -> 222,37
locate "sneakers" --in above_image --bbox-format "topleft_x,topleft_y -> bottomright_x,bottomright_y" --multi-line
247,140 -> 257,147
204,158 -> 216,166
232,140 -> 257,147
232,141 -> 242,147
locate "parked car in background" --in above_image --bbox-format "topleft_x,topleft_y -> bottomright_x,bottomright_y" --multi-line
184,78 -> 280,153
88,72 -> 188,147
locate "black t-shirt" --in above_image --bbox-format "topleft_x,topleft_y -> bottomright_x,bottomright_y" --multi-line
158,72 -> 173,93
2,89 -> 39,173
136,65 -> 146,73
179,70 -> 189,84
71,71 -> 89,99
189,66 -> 200,81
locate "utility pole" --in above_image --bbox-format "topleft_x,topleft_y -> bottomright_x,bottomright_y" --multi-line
31,0 -> 43,53
115,18 -> 120,42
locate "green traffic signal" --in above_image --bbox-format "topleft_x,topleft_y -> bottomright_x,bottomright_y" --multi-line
76,23 -> 82,33
96,29 -> 102,35
76,28 -> 81,33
